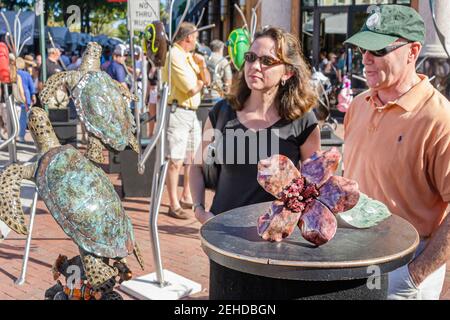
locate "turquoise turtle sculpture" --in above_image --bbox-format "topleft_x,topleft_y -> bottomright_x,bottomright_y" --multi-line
39,42 -> 139,164
0,107 -> 144,293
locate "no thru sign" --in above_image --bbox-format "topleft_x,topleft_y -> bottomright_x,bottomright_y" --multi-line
128,0 -> 160,32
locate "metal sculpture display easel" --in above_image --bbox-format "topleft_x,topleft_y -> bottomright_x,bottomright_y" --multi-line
121,0 -> 216,300
0,85 -> 19,161
1,86 -> 39,286
0,11 -> 40,286
14,185 -> 38,285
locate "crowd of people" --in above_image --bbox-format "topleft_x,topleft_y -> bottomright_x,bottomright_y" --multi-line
319,49 -> 346,87
0,44 -> 77,142
0,31 -> 233,144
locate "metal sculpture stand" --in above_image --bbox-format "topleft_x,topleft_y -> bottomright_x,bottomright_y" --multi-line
14,186 -> 38,285
0,11 -> 40,284
0,85 -> 18,161
120,0 -> 202,300
0,84 -> 39,285
121,81 -> 201,300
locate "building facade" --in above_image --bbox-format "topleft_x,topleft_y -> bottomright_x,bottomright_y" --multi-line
202,0 -> 448,96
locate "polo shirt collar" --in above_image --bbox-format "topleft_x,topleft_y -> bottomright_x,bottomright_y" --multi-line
365,74 -> 434,112
174,43 -> 188,55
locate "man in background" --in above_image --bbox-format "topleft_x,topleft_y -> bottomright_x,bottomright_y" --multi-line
107,44 -> 129,91
206,39 -> 232,102
38,45 -> 63,91
162,22 -> 211,219
16,57 -> 36,142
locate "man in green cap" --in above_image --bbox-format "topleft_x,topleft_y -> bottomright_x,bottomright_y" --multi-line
343,4 -> 450,300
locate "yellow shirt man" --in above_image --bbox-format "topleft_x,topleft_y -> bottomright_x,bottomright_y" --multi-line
162,43 -> 202,110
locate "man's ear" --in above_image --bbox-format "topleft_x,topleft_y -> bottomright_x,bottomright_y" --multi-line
408,42 -> 422,63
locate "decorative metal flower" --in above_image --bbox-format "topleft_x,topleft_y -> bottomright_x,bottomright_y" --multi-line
256,147 -> 360,246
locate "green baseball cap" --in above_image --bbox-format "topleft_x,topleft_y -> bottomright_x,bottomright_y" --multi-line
344,5 -> 425,51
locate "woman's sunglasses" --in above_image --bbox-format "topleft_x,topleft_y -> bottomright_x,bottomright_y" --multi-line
243,51 -> 284,66
358,42 -> 410,57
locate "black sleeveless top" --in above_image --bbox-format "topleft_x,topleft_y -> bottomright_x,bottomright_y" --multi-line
208,100 -> 318,215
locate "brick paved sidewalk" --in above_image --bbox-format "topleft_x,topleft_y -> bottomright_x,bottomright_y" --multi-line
0,143 -> 214,300
0,174 -> 215,300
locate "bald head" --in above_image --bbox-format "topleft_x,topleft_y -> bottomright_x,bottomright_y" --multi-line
174,22 -> 198,52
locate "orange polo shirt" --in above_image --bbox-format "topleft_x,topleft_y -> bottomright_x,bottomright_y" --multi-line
344,75 -> 450,237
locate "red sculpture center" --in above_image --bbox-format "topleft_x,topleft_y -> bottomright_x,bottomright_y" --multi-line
279,177 -> 320,213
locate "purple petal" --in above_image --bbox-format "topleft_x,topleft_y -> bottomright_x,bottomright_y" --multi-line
301,147 -> 341,187
257,155 -> 301,198
257,200 -> 302,242
298,199 -> 337,246
317,176 -> 360,214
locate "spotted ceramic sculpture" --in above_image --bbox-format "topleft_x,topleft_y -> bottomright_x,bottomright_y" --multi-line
0,108 -> 144,293
39,42 -> 139,164
257,148 -> 391,246
45,254 -> 124,300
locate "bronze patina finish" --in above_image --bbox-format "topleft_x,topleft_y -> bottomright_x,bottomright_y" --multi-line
0,107 -> 144,297
39,42 -> 139,164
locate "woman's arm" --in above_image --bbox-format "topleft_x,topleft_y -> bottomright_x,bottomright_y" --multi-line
299,126 -> 321,162
190,117 -> 215,224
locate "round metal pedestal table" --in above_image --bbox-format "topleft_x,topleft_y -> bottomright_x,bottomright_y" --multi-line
200,202 -> 419,300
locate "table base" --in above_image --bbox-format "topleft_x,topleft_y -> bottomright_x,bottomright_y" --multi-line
209,260 -> 388,300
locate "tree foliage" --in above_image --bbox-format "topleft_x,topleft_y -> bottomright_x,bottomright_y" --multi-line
1,0 -> 170,39
47,0 -> 127,34
1,0 -> 127,35
0,0 -> 33,11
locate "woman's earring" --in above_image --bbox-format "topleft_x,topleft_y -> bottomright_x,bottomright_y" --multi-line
281,79 -> 286,86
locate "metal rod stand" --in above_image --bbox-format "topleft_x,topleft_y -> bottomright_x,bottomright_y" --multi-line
15,186 -> 38,286
120,0 -> 201,299
146,83 -> 170,287
0,85 -> 18,163
0,87 -> 15,151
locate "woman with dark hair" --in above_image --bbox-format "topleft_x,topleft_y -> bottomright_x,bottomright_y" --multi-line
190,27 -> 321,224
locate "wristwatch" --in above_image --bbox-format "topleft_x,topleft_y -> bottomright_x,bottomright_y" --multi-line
192,203 -> 205,212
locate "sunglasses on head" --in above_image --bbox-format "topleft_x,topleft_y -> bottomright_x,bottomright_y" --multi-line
243,51 -> 284,66
358,42 -> 410,57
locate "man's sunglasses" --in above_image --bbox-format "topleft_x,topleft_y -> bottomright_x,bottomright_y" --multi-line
358,42 -> 410,57
243,51 -> 284,66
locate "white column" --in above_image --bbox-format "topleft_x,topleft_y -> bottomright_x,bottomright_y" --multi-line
419,0 -> 450,58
